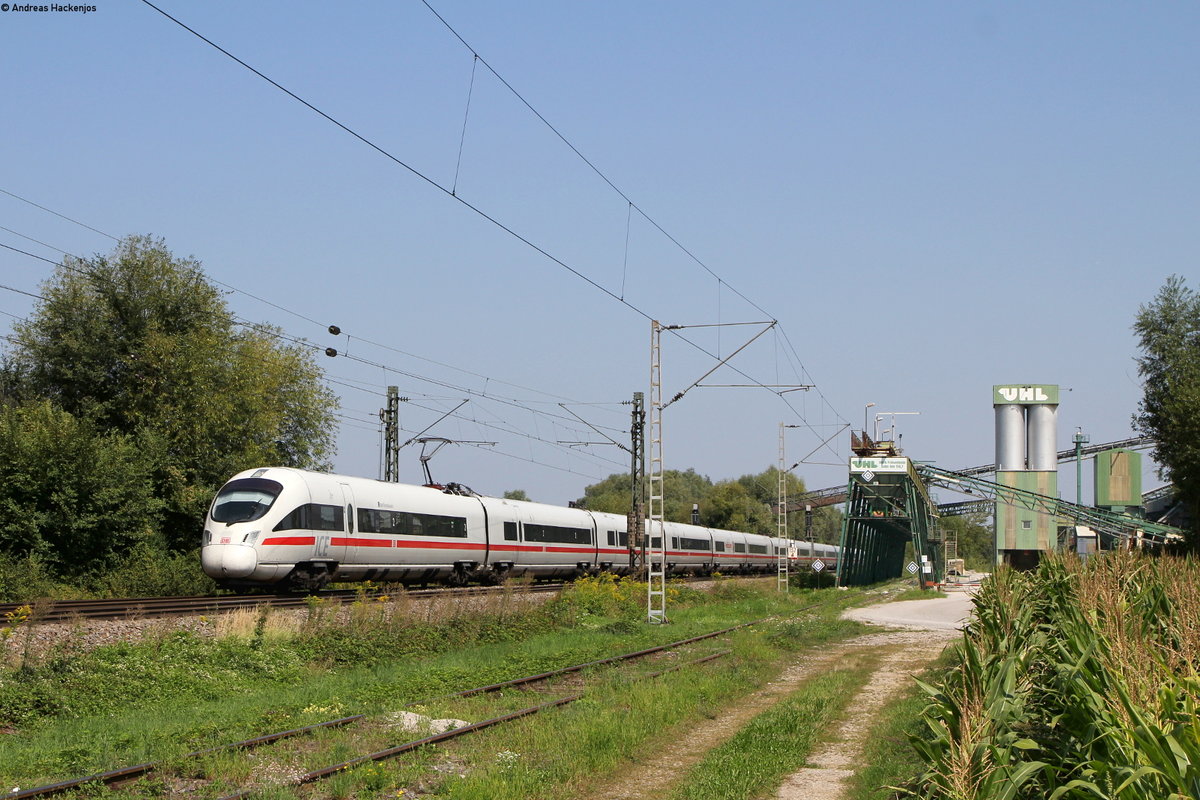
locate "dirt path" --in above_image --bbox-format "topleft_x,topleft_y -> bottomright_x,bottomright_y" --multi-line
583,595 -> 971,800
773,629 -> 956,800
582,628 -> 955,800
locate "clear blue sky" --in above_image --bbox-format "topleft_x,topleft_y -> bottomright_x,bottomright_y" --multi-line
2,1 -> 1196,504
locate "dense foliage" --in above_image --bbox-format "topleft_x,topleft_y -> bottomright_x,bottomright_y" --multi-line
935,513 -> 993,571
0,236 -> 338,583
575,465 -> 842,542
1133,275 -> 1200,545
903,553 -> 1200,799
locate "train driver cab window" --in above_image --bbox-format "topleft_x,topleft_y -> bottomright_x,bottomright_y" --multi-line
211,478 -> 283,523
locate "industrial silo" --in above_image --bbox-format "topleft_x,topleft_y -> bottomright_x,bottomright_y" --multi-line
993,384 -> 1060,568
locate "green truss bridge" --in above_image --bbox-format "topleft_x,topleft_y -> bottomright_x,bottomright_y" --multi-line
835,434 -> 1186,588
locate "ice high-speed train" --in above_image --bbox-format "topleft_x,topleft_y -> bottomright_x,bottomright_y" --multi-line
201,467 -> 839,591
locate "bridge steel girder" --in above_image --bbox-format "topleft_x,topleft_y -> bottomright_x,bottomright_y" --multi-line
836,464 -> 940,587
915,463 -> 1185,546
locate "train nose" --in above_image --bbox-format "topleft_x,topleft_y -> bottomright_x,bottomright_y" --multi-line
201,544 -> 258,579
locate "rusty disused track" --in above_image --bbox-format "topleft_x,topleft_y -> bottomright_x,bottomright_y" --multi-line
0,583 -> 566,624
12,615 -> 771,799
0,575 -> 745,624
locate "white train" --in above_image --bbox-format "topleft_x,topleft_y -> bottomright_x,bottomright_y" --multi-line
201,467 -> 839,591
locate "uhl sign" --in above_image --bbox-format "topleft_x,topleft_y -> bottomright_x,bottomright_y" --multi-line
997,387 -> 1049,402
994,384 -> 1058,405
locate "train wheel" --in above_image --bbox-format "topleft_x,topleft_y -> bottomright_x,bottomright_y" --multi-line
447,564 -> 470,587
286,563 -> 331,593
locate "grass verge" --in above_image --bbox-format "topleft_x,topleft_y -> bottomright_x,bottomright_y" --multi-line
0,578 -> 872,794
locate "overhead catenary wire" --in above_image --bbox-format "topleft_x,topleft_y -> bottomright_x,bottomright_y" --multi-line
2,221 -> 628,442
3,237 -> 626,477
133,0 -> 831,425
0,197 -> 626,416
417,0 -> 846,428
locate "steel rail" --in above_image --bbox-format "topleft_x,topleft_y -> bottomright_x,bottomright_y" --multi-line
0,576 -> 746,624
216,651 -> 733,800
9,608 -> 782,799
7,716 -> 365,800
404,615 -> 775,706
0,584 -> 565,624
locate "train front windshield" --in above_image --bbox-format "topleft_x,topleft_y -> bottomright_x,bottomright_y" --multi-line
211,478 -> 284,523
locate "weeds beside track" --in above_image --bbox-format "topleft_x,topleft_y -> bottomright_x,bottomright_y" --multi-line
0,577 -> 865,798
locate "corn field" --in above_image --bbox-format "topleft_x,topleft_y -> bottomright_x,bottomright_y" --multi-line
902,552 -> 1200,799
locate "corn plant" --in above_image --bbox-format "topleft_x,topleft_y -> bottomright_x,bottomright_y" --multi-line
902,553 -> 1200,799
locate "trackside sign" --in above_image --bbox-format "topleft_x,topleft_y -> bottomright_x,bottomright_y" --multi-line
850,457 -> 909,474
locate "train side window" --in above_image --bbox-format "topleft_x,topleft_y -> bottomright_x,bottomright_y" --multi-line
734,542 -> 746,553
273,505 -> 307,532
275,503 -> 343,532
347,505 -> 354,534
523,524 -> 591,545
504,521 -> 518,541
313,504 -> 343,531
715,541 -> 725,552
650,536 -> 661,548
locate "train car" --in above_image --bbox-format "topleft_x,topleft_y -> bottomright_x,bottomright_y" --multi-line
201,467 -> 838,590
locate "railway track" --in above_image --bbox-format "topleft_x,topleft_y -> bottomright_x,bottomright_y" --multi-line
0,574 -> 748,624
11,618 -> 765,799
0,583 -> 566,624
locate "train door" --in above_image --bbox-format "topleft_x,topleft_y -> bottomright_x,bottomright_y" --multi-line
323,482 -> 351,565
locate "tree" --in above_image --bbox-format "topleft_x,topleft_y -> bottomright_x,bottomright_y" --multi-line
503,489 -> 530,502
576,468 -> 714,521
574,463 -> 841,539
937,513 -> 994,571
3,236 -> 339,550
1133,275 -> 1200,544
0,401 -> 161,574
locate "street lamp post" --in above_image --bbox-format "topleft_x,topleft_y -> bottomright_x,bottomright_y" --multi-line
864,402 -> 875,438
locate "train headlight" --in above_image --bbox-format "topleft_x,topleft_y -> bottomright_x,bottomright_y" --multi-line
243,530 -> 260,544
203,529 -> 212,546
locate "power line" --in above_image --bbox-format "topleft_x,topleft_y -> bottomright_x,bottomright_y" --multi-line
2,229 -> 627,474
0,188 -> 119,242
134,1 -> 817,414
1,238 -> 623,479
419,0 -> 774,321
0,194 -> 626,416
418,0 -> 847,438
0,282 -> 45,302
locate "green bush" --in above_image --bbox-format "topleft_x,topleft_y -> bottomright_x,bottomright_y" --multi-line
86,543 -> 217,597
0,552 -> 88,602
